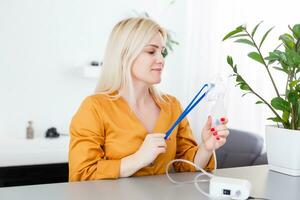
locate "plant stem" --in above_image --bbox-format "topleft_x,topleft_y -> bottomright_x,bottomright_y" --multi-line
245,30 -> 281,98
249,86 -> 282,121
236,73 -> 283,121
296,39 -> 300,52
285,73 -> 291,100
291,105 -> 295,129
289,36 -> 299,129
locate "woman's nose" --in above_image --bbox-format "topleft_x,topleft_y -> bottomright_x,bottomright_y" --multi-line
155,52 -> 164,64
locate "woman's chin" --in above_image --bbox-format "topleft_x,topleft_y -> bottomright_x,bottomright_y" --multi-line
147,78 -> 161,85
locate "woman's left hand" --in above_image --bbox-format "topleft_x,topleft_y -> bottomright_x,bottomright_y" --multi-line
201,116 -> 229,152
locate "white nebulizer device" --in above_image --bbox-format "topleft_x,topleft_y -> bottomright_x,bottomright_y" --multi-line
166,159 -> 252,200
209,176 -> 251,200
165,75 -> 252,200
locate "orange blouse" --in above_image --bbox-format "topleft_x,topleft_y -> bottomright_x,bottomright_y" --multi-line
69,94 -> 215,181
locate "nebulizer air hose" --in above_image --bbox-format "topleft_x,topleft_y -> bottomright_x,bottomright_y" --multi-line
164,75 -> 233,199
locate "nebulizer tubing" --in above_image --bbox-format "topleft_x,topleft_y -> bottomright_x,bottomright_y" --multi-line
164,83 -> 217,170
166,159 -> 213,198
164,83 -> 214,140
164,83 -> 222,199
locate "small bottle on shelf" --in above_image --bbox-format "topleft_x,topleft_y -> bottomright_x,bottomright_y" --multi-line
26,121 -> 34,139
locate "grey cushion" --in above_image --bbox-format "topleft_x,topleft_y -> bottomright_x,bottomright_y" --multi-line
253,152 -> 268,165
216,129 -> 266,168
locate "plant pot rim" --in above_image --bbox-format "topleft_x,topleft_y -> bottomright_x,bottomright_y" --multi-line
265,125 -> 300,133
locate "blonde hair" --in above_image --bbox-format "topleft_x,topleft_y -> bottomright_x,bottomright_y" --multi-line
95,17 -> 167,105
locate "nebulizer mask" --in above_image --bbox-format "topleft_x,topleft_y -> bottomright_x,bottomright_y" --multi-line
165,75 -> 251,200
206,74 -> 228,128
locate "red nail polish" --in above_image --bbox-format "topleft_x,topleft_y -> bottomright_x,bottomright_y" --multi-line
213,132 -> 217,136
220,117 -> 225,122
211,128 -> 215,132
216,136 -> 220,140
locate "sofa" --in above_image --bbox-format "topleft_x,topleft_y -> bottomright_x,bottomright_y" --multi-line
216,128 -> 268,168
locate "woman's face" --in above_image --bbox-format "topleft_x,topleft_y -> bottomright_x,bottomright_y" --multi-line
131,33 -> 165,86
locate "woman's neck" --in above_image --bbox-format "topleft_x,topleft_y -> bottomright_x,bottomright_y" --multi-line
120,84 -> 152,108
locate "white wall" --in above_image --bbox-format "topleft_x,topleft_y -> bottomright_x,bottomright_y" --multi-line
0,0 -> 187,138
181,0 -> 300,141
3,0 -> 298,141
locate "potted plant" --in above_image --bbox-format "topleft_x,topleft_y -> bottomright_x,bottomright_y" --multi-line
223,22 -> 300,176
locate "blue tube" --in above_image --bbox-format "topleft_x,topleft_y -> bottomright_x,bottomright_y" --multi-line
164,84 -> 214,140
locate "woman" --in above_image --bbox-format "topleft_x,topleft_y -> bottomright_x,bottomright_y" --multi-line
69,17 -> 229,181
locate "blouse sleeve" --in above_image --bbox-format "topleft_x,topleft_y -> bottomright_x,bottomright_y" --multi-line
173,99 -> 215,172
68,96 -> 121,181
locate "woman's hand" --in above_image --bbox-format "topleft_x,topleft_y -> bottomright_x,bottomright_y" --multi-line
134,133 -> 167,167
201,116 -> 229,152
120,133 -> 166,177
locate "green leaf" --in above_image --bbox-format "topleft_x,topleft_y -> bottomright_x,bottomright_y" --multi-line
234,38 -> 255,47
166,41 -> 173,51
287,90 -> 298,104
170,40 -> 179,45
266,50 -> 282,62
289,80 -> 300,88
259,27 -> 274,48
285,49 -> 300,66
227,56 -> 233,66
292,24 -> 300,39
240,83 -> 250,91
255,100 -> 264,104
236,75 -> 243,82
282,111 -> 290,123
242,92 -> 252,97
296,84 -> 300,92
271,97 -> 291,112
223,25 -> 244,41
162,48 -> 168,58
272,66 -> 289,74
248,52 -> 264,64
279,33 -> 295,50
265,51 -> 281,65
228,33 -> 249,39
233,64 -> 237,73
251,21 -> 263,37
267,117 -> 284,123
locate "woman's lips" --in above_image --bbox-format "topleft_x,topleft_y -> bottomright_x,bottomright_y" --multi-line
151,68 -> 162,71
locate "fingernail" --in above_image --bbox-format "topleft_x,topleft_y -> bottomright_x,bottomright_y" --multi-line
220,117 -> 225,122
210,128 -> 215,132
213,132 -> 217,136
216,136 -> 220,140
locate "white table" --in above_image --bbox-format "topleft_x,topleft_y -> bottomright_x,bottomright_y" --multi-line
1,165 -> 299,200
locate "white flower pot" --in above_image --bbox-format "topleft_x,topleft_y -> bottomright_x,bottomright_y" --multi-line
265,125 -> 300,176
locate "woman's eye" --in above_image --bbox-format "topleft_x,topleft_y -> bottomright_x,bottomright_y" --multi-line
148,51 -> 155,55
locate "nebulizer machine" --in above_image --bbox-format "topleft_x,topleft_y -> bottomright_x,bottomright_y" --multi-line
164,75 -> 251,200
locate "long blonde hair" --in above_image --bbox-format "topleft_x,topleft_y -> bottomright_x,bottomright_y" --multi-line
95,17 -> 167,105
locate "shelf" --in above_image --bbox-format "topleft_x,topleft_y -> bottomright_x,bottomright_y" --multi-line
0,137 -> 69,167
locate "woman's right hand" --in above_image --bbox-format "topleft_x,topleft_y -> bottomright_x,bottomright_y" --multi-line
120,133 -> 167,177
134,133 -> 167,167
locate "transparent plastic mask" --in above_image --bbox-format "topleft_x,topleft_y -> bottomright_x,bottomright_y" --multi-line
206,74 -> 228,126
